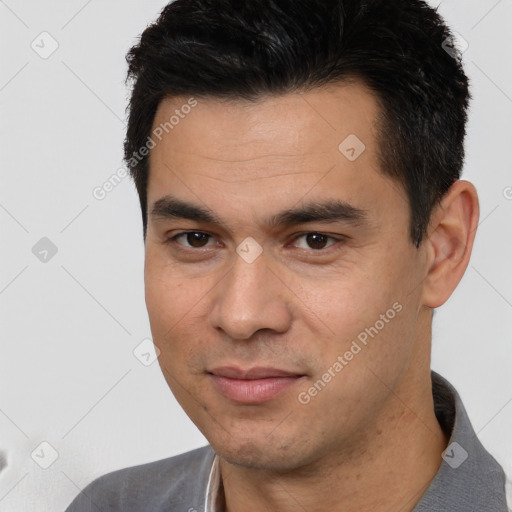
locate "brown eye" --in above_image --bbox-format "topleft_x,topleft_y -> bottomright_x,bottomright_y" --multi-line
186,232 -> 210,247
293,232 -> 338,251
169,231 -> 214,249
305,233 -> 329,249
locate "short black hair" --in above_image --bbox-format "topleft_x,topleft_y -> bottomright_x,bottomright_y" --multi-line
124,0 -> 470,247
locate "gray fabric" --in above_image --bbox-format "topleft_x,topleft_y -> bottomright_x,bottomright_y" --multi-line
412,371 -> 507,511
65,371 -> 508,511
65,446 -> 216,512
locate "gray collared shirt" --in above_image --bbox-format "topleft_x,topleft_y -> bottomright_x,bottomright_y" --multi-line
205,371 -> 509,511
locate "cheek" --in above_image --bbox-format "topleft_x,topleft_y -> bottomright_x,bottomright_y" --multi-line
307,272 -> 393,336
144,256 -> 216,370
144,264 -> 187,359
308,258 -> 417,373
144,250 -> 199,327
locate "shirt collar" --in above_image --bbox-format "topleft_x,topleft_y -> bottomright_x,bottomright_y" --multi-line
205,452 -> 224,512
204,371 -> 508,511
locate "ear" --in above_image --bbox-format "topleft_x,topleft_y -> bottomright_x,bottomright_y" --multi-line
421,180 -> 479,308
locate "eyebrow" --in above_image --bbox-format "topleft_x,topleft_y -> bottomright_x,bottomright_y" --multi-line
150,195 -> 368,231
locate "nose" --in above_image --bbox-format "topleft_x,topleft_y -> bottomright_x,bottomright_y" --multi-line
209,249 -> 292,340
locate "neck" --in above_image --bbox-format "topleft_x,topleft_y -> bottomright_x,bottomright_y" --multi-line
219,366 -> 448,512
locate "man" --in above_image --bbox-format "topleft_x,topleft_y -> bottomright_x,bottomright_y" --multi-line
65,0 -> 508,510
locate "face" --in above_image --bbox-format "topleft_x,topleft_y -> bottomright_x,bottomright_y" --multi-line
144,83 -> 430,471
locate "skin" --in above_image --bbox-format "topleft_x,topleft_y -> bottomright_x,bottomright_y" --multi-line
144,82 -> 479,512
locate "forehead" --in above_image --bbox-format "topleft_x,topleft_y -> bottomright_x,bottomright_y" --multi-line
145,82 -> 407,237
149,82 -> 380,172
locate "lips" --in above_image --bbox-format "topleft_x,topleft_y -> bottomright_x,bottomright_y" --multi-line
209,366 -> 304,404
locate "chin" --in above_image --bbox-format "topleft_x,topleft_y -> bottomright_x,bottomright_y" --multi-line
220,446 -> 298,472
211,430 -> 313,472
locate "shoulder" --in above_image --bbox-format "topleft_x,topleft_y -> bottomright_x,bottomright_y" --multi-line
65,445 -> 215,512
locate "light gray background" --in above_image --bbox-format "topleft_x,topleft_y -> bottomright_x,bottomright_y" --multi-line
0,1 -> 511,510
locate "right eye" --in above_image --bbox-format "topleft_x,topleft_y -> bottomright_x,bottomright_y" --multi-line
167,231 -> 216,249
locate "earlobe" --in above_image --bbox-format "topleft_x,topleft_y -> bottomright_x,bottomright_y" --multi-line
421,180 -> 480,308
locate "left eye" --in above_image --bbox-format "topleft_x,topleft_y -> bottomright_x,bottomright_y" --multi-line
292,233 -> 339,250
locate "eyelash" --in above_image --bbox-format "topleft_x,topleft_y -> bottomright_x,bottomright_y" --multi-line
165,231 -> 344,253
